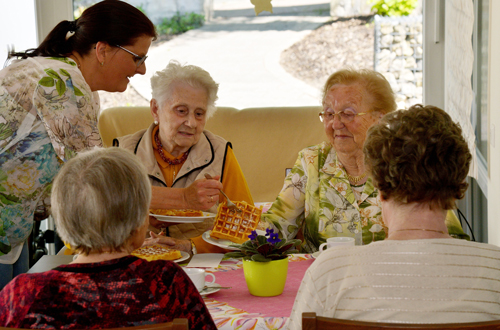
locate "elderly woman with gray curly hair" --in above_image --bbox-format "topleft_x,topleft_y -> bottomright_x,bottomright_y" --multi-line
115,60 -> 253,253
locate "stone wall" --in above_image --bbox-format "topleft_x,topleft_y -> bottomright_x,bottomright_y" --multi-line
374,15 -> 423,109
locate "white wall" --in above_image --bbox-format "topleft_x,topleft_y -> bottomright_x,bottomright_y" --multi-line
35,0 -> 73,42
487,0 -> 500,245
0,0 -> 37,65
0,0 -> 72,65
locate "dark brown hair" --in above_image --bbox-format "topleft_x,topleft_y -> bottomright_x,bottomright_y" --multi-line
10,0 -> 156,59
322,68 -> 397,115
364,104 -> 471,210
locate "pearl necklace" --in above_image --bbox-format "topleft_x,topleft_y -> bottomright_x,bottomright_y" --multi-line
154,130 -> 189,165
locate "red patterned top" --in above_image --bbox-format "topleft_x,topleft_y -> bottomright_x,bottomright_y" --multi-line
0,256 -> 216,329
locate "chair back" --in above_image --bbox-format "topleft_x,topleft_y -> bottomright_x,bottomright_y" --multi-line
0,318 -> 188,330
98,105 -> 325,202
302,312 -> 500,330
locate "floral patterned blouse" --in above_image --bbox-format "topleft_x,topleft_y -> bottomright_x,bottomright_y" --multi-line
0,57 -> 101,263
262,142 -> 469,253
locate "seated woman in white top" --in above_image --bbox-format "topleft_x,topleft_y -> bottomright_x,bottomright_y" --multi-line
287,104 -> 500,328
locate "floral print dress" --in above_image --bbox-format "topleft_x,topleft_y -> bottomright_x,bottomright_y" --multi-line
262,142 -> 469,253
0,57 -> 101,263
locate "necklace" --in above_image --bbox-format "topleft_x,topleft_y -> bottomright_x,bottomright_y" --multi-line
154,130 -> 189,165
346,171 -> 367,184
392,228 -> 447,235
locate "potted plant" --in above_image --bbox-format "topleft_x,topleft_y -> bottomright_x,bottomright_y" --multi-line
225,228 -> 301,297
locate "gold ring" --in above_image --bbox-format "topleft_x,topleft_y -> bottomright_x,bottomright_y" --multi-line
210,196 -> 213,202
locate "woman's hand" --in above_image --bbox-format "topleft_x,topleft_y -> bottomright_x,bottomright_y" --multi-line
142,231 -> 192,253
183,175 -> 223,210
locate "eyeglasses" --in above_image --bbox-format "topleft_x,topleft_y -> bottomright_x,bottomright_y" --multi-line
319,109 -> 367,123
114,44 -> 147,68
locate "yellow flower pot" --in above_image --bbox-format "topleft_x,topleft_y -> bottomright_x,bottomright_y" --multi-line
242,257 -> 288,297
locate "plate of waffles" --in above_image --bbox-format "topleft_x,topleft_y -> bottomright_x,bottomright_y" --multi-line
132,245 -> 189,263
202,229 -> 266,250
149,209 -> 216,223
174,251 -> 190,263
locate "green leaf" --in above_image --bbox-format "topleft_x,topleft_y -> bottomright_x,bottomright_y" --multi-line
56,78 -> 66,96
256,235 -> 267,245
0,192 -> 21,205
39,77 -> 55,87
73,86 -> 84,96
0,169 -> 7,182
0,123 -> 13,141
45,69 -> 62,80
224,251 -> 245,258
59,68 -> 70,77
251,254 -> 271,262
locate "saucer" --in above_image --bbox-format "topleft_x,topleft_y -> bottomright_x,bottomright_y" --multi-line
199,283 -> 221,296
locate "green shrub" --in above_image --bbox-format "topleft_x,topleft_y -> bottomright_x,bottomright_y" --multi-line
157,12 -> 205,35
370,0 -> 417,17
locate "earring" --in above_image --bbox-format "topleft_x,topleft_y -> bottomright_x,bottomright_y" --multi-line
100,62 -> 104,66
154,120 -> 159,125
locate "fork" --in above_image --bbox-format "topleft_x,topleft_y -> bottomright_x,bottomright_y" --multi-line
204,173 -> 242,213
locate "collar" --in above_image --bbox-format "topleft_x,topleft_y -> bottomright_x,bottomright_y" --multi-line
136,123 -> 215,185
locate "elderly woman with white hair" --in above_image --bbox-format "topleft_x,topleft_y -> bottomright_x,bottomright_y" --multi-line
0,148 -> 216,329
115,60 -> 253,253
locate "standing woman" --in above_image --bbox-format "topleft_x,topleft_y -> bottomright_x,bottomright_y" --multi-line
0,0 -> 156,289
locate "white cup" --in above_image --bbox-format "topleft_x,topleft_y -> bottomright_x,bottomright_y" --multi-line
184,268 -> 216,291
318,237 -> 355,252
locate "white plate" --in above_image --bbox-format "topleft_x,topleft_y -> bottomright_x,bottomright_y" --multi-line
202,231 -> 240,250
173,251 -> 190,263
201,229 -> 266,250
312,251 -> 321,259
199,283 -> 221,296
149,212 -> 216,223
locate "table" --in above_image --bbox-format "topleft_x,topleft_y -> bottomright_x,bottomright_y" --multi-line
27,255 -> 75,273
199,254 -> 314,329
26,253 -> 315,329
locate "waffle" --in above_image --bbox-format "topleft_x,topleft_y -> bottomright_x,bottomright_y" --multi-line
210,201 -> 263,244
150,209 -> 203,217
131,245 -> 182,262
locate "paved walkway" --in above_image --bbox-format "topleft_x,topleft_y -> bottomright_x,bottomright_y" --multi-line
130,0 -> 331,109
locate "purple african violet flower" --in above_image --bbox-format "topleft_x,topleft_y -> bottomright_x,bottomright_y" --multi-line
248,230 -> 258,240
267,232 -> 281,244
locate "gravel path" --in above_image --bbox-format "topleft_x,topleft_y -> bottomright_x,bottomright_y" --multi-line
99,15 -> 375,108
280,15 -> 374,89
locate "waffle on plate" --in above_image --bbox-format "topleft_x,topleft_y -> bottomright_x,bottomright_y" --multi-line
131,244 -> 182,261
150,209 -> 204,217
210,201 -> 263,244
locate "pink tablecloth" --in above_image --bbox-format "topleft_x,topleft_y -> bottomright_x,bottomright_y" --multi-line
208,257 -> 314,317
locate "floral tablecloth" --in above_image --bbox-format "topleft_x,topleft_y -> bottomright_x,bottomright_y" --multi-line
201,254 -> 314,329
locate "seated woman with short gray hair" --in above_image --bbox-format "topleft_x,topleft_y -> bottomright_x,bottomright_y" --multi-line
0,148 -> 216,329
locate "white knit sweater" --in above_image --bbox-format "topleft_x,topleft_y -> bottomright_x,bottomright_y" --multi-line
287,238 -> 500,329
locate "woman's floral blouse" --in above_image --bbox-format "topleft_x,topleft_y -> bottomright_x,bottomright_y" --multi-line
0,57 -> 101,261
262,142 -> 469,253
